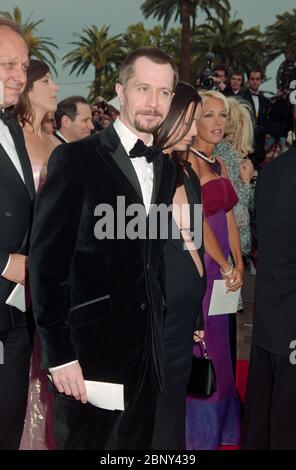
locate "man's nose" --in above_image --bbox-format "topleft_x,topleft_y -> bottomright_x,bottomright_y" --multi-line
146,89 -> 159,108
13,65 -> 27,85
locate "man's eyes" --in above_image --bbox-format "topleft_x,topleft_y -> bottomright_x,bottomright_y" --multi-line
1,62 -> 29,71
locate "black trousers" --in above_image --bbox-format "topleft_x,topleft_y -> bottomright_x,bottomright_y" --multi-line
53,357 -> 158,450
0,327 -> 32,449
243,343 -> 296,449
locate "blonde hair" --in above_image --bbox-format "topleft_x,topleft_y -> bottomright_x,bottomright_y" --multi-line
198,89 -> 229,114
225,97 -> 254,157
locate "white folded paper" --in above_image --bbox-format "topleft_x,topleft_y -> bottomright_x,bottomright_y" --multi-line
47,375 -> 124,411
5,283 -> 26,312
85,380 -> 124,411
208,280 -> 241,316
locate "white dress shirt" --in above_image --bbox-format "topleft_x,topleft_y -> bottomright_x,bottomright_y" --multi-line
55,129 -> 68,143
0,120 -> 25,276
113,118 -> 154,215
0,120 -> 25,181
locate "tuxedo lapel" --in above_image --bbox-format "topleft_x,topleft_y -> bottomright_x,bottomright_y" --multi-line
246,90 -> 256,116
7,120 -> 35,200
150,153 -> 163,206
98,126 -> 144,204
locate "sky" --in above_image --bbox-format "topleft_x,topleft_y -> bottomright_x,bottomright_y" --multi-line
0,0 -> 294,100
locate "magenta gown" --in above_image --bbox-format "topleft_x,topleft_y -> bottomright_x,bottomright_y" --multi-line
186,167 -> 241,450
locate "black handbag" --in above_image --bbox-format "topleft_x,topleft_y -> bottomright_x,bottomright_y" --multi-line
187,340 -> 216,397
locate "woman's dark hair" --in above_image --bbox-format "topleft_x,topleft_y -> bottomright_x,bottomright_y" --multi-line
13,59 -> 50,127
154,82 -> 201,185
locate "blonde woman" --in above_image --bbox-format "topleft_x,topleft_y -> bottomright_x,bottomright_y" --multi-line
186,90 -> 242,450
214,98 -> 254,256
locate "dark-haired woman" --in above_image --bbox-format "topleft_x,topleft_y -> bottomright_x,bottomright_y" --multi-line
14,60 -> 59,449
151,83 -> 235,450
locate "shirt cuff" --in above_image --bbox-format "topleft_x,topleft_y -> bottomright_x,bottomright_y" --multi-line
1,255 -> 11,276
49,360 -> 78,372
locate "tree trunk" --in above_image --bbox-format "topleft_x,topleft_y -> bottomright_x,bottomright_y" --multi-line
94,66 -> 101,98
180,0 -> 193,82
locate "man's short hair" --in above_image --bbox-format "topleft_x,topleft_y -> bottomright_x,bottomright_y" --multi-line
0,18 -> 24,37
213,65 -> 228,78
247,69 -> 264,79
55,96 -> 89,129
118,47 -> 178,90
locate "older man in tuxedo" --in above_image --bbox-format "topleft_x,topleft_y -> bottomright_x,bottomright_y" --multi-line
0,19 -> 35,449
29,47 -> 177,450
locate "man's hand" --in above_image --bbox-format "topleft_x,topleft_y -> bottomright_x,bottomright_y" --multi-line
2,254 -> 27,284
51,362 -> 87,404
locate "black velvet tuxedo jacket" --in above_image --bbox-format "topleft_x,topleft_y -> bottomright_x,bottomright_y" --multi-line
29,125 -> 177,401
253,148 -> 296,356
0,118 -> 35,331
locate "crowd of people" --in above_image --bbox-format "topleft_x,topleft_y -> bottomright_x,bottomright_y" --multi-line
0,17 -> 296,451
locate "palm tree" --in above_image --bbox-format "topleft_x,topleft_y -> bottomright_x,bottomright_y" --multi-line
264,9 -> 296,62
63,25 -> 124,98
123,23 -> 181,67
141,0 -> 230,82
0,6 -> 58,73
192,10 -> 267,79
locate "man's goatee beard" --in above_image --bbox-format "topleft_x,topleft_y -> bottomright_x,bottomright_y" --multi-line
134,119 -> 160,134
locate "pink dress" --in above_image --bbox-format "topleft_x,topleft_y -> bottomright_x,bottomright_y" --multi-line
19,164 -> 55,450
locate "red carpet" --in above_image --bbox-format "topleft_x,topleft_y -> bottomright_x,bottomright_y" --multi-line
236,359 -> 249,403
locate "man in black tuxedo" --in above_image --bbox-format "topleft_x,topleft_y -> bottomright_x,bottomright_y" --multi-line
0,20 -> 35,449
29,48 -> 177,450
242,69 -> 270,167
243,147 -> 296,449
53,96 -> 94,143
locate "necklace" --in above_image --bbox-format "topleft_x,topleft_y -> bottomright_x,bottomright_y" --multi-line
189,147 -> 216,164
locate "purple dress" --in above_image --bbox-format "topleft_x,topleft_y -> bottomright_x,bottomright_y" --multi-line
186,172 -> 240,450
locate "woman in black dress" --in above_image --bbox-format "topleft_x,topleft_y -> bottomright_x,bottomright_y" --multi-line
151,83 -> 234,449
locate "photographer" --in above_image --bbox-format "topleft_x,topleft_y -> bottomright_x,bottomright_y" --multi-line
211,65 -> 228,92
196,54 -> 228,92
275,46 -> 296,147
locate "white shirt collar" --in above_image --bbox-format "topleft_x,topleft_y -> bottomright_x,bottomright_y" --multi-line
113,118 -> 153,155
55,129 -> 68,143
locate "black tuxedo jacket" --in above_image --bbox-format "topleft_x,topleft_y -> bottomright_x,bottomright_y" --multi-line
242,88 -> 270,128
253,148 -> 296,355
242,89 -> 271,162
0,118 -> 35,330
29,125 -> 177,401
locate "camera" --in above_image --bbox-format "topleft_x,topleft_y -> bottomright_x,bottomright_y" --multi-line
277,61 -> 296,92
196,52 -> 216,90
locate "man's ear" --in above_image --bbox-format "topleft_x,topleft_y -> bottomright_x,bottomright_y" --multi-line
115,83 -> 124,106
61,115 -> 72,129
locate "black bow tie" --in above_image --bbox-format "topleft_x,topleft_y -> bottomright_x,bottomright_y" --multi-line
0,108 -> 12,126
250,91 -> 259,96
129,139 -> 161,163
